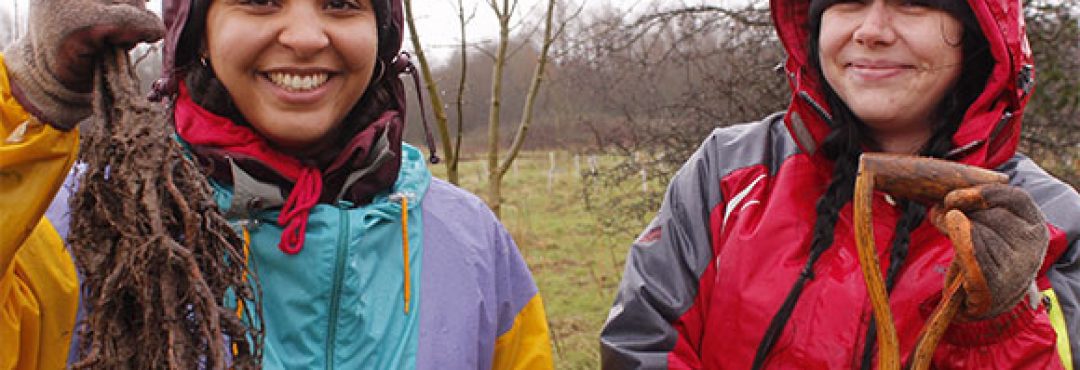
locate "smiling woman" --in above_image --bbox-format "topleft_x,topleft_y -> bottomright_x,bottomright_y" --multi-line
0,0 -> 554,368
600,0 -> 1080,369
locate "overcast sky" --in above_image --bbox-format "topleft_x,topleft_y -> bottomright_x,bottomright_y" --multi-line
2,0 -> 702,63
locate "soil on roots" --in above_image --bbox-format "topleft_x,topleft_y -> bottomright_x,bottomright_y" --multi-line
68,49 -> 263,369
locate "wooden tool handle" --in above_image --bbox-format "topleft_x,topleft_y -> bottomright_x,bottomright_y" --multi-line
860,153 -> 1008,205
855,153 -> 1006,370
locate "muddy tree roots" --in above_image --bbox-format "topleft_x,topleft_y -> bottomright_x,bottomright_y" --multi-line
68,49 -> 263,369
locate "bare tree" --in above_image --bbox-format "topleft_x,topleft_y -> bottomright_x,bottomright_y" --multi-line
483,0 -> 579,217
407,0 -> 577,217
13,0 -> 19,40
403,0 -> 457,182
449,0 -> 475,184
0,9 -> 12,50
557,1 -> 786,234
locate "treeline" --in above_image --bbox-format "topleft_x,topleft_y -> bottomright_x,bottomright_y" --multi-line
404,0 -> 1078,187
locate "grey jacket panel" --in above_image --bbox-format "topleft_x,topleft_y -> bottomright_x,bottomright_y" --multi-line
599,113 -> 800,369
1000,154 -> 1080,367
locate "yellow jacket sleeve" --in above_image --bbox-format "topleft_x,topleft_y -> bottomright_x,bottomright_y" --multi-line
0,54 -> 79,270
0,53 -> 81,369
492,294 -> 555,370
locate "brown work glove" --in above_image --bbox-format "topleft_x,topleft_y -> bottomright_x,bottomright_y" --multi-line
934,183 -> 1049,320
3,0 -> 164,130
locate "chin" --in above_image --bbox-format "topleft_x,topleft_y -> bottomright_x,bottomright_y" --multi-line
262,130 -> 324,149
258,125 -> 337,147
849,106 -> 897,121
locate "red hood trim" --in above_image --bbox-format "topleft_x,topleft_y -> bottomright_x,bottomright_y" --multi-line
769,0 -> 1034,169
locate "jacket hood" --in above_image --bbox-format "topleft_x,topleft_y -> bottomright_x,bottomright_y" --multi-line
770,0 -> 1035,169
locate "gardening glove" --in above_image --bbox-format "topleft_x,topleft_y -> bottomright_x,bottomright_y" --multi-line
933,183 -> 1049,320
3,0 -> 164,130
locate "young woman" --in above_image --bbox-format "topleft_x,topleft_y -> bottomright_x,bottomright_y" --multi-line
0,0 -> 553,368
601,0 -> 1080,368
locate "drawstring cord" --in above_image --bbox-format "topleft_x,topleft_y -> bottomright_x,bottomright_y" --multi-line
391,192 -> 413,314
394,52 -> 440,164
401,196 -> 411,314
278,167 -> 323,255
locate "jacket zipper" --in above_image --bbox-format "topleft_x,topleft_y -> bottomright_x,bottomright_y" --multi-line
326,202 -> 352,369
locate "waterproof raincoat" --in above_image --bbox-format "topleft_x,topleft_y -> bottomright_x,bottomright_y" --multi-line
0,54 -> 80,370
0,0 -> 553,368
600,0 -> 1080,368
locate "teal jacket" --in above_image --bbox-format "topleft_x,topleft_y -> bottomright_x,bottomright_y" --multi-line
43,144 -> 552,369
208,144 -> 553,369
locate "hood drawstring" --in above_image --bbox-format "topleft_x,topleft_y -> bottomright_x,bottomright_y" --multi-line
394,52 -> 440,164
401,195 -> 411,314
390,192 -> 413,314
278,167 -> 323,255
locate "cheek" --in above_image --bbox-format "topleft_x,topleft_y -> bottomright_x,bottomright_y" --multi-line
926,15 -> 964,64
817,41 -> 846,95
816,13 -> 849,60
914,32 -> 963,69
205,15 -> 277,73
338,31 -> 379,73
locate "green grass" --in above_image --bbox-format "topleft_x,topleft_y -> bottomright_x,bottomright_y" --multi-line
432,152 -> 645,369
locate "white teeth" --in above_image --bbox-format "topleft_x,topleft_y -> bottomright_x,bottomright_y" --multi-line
268,72 -> 329,92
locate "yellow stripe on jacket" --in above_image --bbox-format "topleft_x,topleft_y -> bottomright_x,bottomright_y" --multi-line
492,294 -> 555,370
0,53 -> 81,370
1046,289 -> 1074,370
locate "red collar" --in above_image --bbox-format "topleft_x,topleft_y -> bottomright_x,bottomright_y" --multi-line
175,83 -> 320,255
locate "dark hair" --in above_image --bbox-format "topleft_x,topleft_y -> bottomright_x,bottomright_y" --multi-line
173,0 -> 398,166
751,1 -> 993,368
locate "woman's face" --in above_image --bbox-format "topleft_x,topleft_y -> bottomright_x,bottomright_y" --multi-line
818,0 -> 964,152
205,0 -> 378,151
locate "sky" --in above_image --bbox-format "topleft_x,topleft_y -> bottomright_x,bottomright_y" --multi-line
0,0 -> 717,63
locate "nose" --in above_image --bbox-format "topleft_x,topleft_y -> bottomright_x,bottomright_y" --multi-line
277,8 -> 331,58
853,2 -> 897,47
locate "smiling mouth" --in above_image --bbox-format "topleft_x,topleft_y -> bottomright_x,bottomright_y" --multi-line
845,60 -> 918,71
266,72 -> 330,92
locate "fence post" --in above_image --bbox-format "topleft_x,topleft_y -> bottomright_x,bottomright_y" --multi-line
478,160 -> 487,184
574,154 -> 581,176
635,152 -> 647,194
548,152 -> 557,193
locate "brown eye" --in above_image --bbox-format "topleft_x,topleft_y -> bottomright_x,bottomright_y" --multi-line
239,0 -> 276,6
325,0 -> 362,11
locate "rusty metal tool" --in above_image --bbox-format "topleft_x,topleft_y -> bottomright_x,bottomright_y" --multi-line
853,153 -> 1008,370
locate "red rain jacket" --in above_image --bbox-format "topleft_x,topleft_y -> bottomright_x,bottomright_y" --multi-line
601,0 -> 1080,368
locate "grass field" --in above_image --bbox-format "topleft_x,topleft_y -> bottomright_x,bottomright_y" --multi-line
432,152 -> 653,369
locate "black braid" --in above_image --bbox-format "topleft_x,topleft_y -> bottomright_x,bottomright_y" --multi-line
751,106 -> 861,369
884,203 -> 925,289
